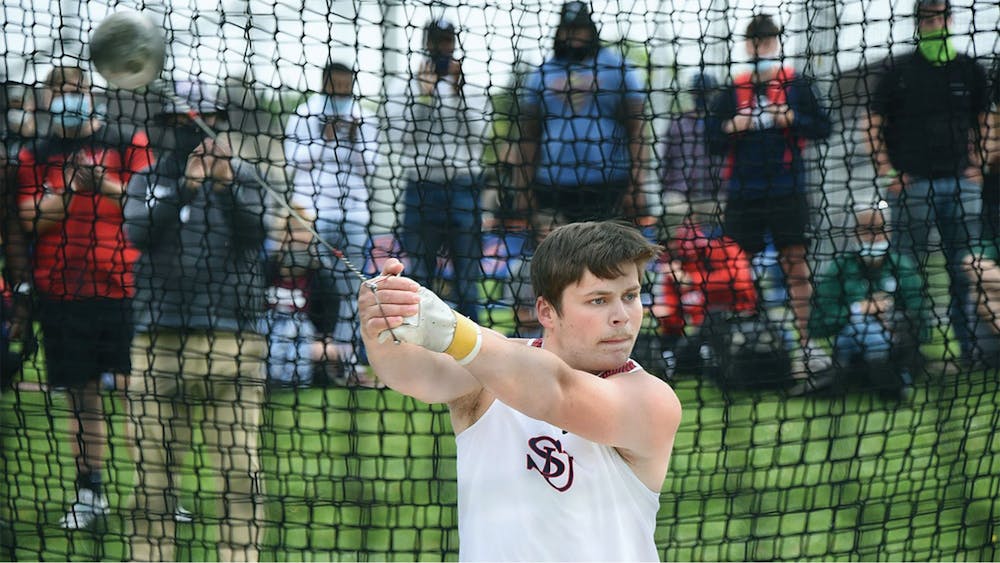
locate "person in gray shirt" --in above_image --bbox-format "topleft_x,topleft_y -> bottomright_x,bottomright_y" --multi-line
390,19 -> 490,321
122,80 -> 270,562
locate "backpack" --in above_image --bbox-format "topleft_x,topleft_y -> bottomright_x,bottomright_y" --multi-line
699,311 -> 792,391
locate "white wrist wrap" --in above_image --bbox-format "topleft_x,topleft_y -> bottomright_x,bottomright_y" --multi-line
379,287 -> 483,365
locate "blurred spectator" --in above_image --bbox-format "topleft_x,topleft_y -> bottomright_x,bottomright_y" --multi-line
4,82 -> 37,142
984,58 -> 999,249
809,203 -> 926,399
661,72 -> 723,227
865,0 -> 989,366
508,210 -> 562,338
391,19 -> 488,322
962,249 -> 1000,369
263,205 -> 345,388
284,61 -> 379,374
652,203 -> 758,378
705,13 -> 833,386
1,82 -> 36,391
123,80 -> 268,561
16,66 -> 152,528
513,0 -> 648,224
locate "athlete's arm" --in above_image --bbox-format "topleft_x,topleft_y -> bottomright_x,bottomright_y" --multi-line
359,262 -> 483,405
467,329 -> 681,464
368,262 -> 682,464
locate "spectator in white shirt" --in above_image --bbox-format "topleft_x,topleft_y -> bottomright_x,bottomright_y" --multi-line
283,62 -> 379,370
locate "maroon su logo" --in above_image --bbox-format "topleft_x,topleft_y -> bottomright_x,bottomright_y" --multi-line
526,436 -> 575,492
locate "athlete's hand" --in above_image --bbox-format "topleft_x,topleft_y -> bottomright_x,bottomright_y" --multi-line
359,259 -> 420,337
362,258 -> 482,364
768,104 -> 794,129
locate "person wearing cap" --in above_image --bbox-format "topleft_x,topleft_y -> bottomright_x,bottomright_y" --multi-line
122,79 -> 269,561
283,62 -> 378,374
15,65 -> 153,529
705,13 -> 833,390
513,1 -> 649,225
865,0 -> 990,368
389,19 -> 489,323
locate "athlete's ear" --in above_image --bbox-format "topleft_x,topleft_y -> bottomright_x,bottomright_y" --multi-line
536,296 -> 558,329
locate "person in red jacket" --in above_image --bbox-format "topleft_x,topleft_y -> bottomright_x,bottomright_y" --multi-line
16,66 -> 152,529
653,210 -> 757,375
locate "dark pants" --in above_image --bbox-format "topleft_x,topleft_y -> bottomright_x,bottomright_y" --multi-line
402,176 -> 482,320
889,176 -> 982,360
983,171 -> 999,249
39,297 -> 133,388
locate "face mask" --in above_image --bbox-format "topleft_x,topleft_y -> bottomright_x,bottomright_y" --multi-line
753,57 -> 782,76
858,240 -> 890,263
49,93 -> 92,131
6,108 -> 30,133
918,28 -> 957,66
327,96 -> 353,117
554,38 -> 597,62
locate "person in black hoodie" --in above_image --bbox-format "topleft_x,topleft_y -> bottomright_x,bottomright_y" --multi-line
122,80 -> 269,562
865,0 -> 989,367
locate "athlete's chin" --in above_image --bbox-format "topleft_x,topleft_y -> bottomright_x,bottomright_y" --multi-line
586,346 -> 632,372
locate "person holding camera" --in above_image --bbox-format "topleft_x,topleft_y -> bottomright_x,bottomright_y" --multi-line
390,19 -> 489,322
123,80 -> 269,561
16,66 -> 153,529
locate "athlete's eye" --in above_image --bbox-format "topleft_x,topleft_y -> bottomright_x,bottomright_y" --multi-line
623,292 -> 639,302
590,297 -> 606,305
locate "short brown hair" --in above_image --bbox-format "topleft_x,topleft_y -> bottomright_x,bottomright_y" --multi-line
531,221 -> 662,313
745,14 -> 781,40
44,66 -> 89,91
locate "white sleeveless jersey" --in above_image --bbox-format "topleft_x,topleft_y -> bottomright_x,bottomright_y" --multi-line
455,345 -> 661,562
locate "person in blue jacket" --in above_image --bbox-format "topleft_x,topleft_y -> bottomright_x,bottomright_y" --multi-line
706,13 -> 832,388
513,1 -> 649,225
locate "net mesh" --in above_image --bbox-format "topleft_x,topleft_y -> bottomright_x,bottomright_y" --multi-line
0,0 -> 999,560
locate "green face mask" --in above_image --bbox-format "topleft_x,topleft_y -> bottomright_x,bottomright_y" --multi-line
918,28 -> 957,66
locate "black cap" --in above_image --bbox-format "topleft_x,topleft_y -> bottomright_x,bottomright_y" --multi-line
915,0 -> 950,15
424,19 -> 456,44
745,14 -> 781,40
559,1 -> 593,29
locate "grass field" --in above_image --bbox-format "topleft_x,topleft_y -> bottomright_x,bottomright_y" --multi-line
3,355 -> 998,561
1,279 -> 998,561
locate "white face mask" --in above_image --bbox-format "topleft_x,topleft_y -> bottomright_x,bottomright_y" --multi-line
858,240 -> 890,263
326,95 -> 353,118
753,57 -> 782,75
6,108 -> 30,132
49,93 -> 94,131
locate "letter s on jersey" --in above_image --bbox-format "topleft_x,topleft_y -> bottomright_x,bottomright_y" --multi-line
526,436 -> 575,492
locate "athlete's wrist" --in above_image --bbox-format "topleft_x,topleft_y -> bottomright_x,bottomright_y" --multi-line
444,313 -> 483,365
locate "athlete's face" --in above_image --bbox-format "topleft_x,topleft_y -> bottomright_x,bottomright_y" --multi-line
538,264 -> 644,373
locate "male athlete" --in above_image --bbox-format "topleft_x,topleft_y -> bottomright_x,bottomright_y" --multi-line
358,221 -> 682,561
